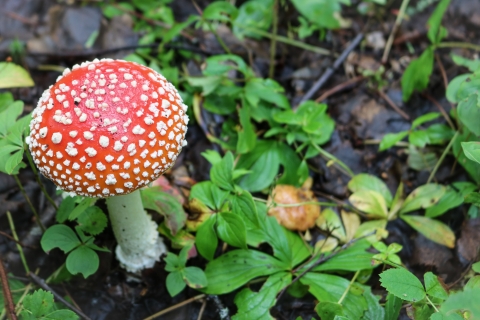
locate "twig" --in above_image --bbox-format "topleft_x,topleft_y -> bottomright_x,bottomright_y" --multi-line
300,33 -> 364,103
426,131 -> 459,184
6,211 -> 29,275
0,257 -> 17,320
28,273 -> 91,320
207,295 -> 230,320
12,175 -> 45,232
436,42 -> 480,52
196,299 -> 207,320
268,0 -> 278,79
315,76 -> 365,102
382,0 -> 411,64
435,53 -> 459,127
377,90 -> 410,120
142,294 -> 205,320
0,231 -> 36,249
424,93 -> 455,130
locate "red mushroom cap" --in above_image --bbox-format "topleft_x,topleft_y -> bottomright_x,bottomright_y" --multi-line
28,59 -> 189,197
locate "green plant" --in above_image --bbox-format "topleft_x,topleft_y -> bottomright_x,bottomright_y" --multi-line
19,289 -> 78,320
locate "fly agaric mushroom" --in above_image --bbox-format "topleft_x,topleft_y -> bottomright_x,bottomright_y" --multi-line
27,59 -> 188,272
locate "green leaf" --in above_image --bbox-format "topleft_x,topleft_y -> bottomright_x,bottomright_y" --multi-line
233,0 -> 274,40
41,225 -> 81,254
315,302 -> 344,320
166,271 -> 186,297
291,0 -> 348,29
0,62 -> 34,88
401,47 -> 435,101
453,129 -> 480,185
76,206 -> 108,235
203,250 -> 286,294
68,197 -> 95,220
451,54 -> 480,72
411,112 -> 441,129
458,94 -> 480,136
409,130 -> 431,148
237,104 -> 257,154
399,184 -> 445,214
204,94 -> 236,115
233,272 -> 291,320
217,212 -> 247,249
462,141 -> 480,165
195,215 -> 218,261
190,181 -> 229,210
379,268 -> 426,302
349,190 -> 389,218
66,246 -> 99,278
312,240 -> 376,272
141,186 -> 186,235
362,286 -> 385,320
183,267 -> 208,289
203,1 -> 238,22
231,190 -> 260,229
0,100 -> 23,137
379,131 -> 409,151
446,74 -> 470,103
22,289 -> 54,317
348,174 -> 393,206
401,215 -> 455,248
56,196 -> 77,223
384,293 -> 402,320
210,151 -> 235,191
301,273 -> 367,320
0,92 -> 14,112
187,76 -> 222,95
440,288 -> 480,319
258,215 -> 292,265
426,0 -> 451,44
426,182 -> 476,218
424,272 -> 448,300
244,78 -> 289,109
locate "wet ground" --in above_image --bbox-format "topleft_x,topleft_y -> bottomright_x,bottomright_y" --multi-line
1,0 -> 480,319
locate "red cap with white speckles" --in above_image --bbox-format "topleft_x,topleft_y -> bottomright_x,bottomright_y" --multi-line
28,59 -> 189,197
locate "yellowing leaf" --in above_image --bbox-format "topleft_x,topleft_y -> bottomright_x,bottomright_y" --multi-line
0,62 -> 34,88
401,215 -> 455,248
349,190 -> 388,218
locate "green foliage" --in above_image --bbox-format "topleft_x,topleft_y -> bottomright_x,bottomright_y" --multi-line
0,62 -> 34,88
19,289 -> 78,319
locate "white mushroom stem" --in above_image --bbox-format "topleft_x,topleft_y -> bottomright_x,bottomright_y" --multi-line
105,190 -> 166,273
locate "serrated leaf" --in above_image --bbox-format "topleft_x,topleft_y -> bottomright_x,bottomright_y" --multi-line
379,268 -> 426,302
41,225 -> 81,253
401,215 -> 455,248
66,246 -> 99,278
424,272 -> 448,300
399,184 -> 445,214
22,289 -> 54,317
76,206 -> 107,235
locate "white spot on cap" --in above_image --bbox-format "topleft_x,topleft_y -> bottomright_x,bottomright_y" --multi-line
124,73 -> 133,80
105,155 -> 114,162
52,133 -> 62,144
39,127 -> 48,138
105,174 -> 117,185
113,141 -> 123,151
56,152 -> 63,159
99,136 -> 109,148
85,147 -> 97,157
84,131 -> 93,140
69,131 -> 78,138
96,162 -> 106,171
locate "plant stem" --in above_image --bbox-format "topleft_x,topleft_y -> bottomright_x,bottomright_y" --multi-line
25,147 -> 58,210
268,0 -> 278,79
425,295 -> 440,313
252,197 -> 337,207
426,131 -> 459,184
338,270 -> 360,305
382,0 -> 411,63
6,211 -> 30,275
0,257 -> 17,320
12,175 -> 45,232
312,144 -> 354,178
436,42 -> 480,51
204,20 -> 232,54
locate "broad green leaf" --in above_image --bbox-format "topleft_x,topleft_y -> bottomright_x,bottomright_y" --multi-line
379,268 -> 426,302
462,141 -> 480,165
21,290 -> 54,317
399,184 -> 445,214
244,78 -> 289,109
201,150 -> 222,165
237,103 -> 257,154
379,131 -> 409,151
210,151 -> 235,190
276,142 -> 304,186
348,174 -> 393,206
41,225 -> 81,253
190,181 -> 229,210
446,74 -> 470,103
56,196 -> 77,223
425,124 -> 454,145
456,70 -> 480,102
203,250 -> 286,294
187,76 -> 222,95
76,206 -> 108,235
451,54 -> 480,72
465,276 -> 480,290
66,246 -> 99,278
301,273 -> 367,320
233,0 -> 274,40
362,285 -> 385,320
440,288 -> 480,319
411,112 -> 441,129
39,310 -> 79,320
258,214 -> 292,266
166,271 -> 186,297
384,293 -> 402,320
401,47 -> 435,101
233,272 -> 291,320
424,272 -> 448,300
231,190 -> 260,229
4,150 -> 24,174
217,212 -> 247,249
0,100 -> 23,137
141,187 -> 186,235
203,1 -> 238,21
409,130 -> 431,148
0,62 -> 34,88
401,215 -> 455,248
458,94 -> 480,136
285,230 -> 311,268
0,92 -> 14,112
291,0 -> 348,29
315,301 -> 344,320
68,197 -> 95,220
453,129 -> 480,185
312,240 -> 375,272
195,215 -> 218,261
183,267 -> 208,289
407,145 -> 438,172
349,190 -> 389,218
204,94 -> 236,115
317,208 -> 346,242
426,182 -> 476,218
426,0 -> 451,44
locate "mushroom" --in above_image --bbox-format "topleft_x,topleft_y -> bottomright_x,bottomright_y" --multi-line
27,59 -> 189,272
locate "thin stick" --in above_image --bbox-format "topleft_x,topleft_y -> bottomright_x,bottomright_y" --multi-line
12,175 -> 45,232
0,258 -> 17,320
377,90 -> 410,120
436,42 -> 480,51
6,212 -> 29,275
196,299 -> 207,320
300,34 -> 364,103
426,131 -> 459,184
268,0 -> 278,79
382,0 -> 411,64
28,273 -> 91,320
0,231 -> 35,249
315,76 -> 365,102
142,294 -> 205,320
338,270 -> 360,305
435,53 -> 459,127
424,93 -> 455,130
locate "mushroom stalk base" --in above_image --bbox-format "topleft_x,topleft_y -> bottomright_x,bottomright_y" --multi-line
106,190 -> 166,273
